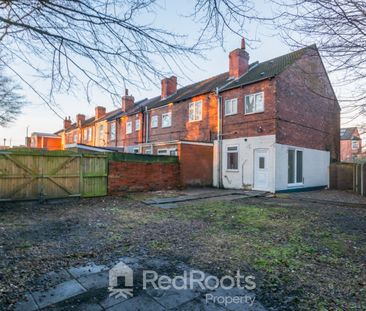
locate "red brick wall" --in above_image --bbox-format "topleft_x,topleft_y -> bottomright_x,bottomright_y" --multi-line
147,93 -> 218,143
108,161 -> 180,193
220,79 -> 277,139
340,140 -> 362,162
276,48 -> 340,161
178,143 -> 213,186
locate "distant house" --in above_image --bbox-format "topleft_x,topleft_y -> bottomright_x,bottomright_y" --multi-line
340,127 -> 362,162
29,132 -> 62,151
32,40 -> 340,191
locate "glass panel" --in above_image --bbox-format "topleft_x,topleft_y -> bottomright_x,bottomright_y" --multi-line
195,101 -> 202,120
227,146 -> 238,151
245,95 -> 254,113
189,103 -> 194,121
288,150 -> 295,184
296,151 -> 303,183
255,93 -> 264,112
232,99 -> 238,114
227,152 -> 238,170
135,120 -> 140,131
259,157 -> 265,169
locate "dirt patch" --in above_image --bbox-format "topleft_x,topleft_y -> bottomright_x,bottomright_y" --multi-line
1,192 -> 365,310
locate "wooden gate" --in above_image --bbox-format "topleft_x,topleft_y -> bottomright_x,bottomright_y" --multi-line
0,150 -> 107,201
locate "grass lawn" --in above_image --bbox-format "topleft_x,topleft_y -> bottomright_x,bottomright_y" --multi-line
1,194 -> 365,310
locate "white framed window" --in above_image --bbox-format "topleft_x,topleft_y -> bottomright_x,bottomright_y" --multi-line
352,140 -> 359,150
83,129 -> 88,141
73,133 -> 77,143
126,121 -> 132,134
245,92 -> 264,114
225,98 -> 238,116
162,112 -> 172,128
145,148 -> 152,155
88,128 -> 92,141
189,100 -> 202,122
151,115 -> 158,128
98,125 -> 104,142
288,149 -> 303,185
135,119 -> 141,131
226,146 -> 239,170
157,148 -> 177,156
133,148 -> 139,154
110,123 -> 116,140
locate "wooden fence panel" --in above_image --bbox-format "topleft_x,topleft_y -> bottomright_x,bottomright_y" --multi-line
0,151 -> 107,201
81,155 -> 108,197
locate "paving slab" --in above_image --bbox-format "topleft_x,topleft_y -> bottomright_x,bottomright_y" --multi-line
68,263 -> 108,278
107,294 -> 165,311
15,292 -> 39,311
77,270 -> 109,290
31,279 -> 86,308
172,297 -> 227,311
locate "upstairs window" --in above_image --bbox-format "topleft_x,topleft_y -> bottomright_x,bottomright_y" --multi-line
225,98 -> 238,116
151,115 -> 158,128
110,123 -> 116,140
98,125 -> 104,142
352,140 -> 359,150
83,129 -> 88,141
227,146 -> 239,170
126,121 -> 132,134
73,133 -> 77,143
87,128 -> 92,141
189,100 -> 202,122
245,92 -> 264,114
135,119 -> 141,131
162,112 -> 172,128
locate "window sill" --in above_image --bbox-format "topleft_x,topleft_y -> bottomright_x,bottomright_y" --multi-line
226,169 -> 239,172
188,119 -> 202,123
287,183 -> 304,188
162,125 -> 171,128
244,110 -> 264,116
224,112 -> 238,117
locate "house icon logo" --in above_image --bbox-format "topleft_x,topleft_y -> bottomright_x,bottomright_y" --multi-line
108,261 -> 134,299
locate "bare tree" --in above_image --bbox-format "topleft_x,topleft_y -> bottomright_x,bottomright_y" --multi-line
0,63 -> 26,127
0,0 -> 272,118
273,0 -> 366,122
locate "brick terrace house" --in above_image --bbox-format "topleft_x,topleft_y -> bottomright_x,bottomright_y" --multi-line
46,39 -> 340,191
340,127 -> 362,162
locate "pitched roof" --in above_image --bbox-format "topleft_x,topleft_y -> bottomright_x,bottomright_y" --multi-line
56,45 -> 316,131
220,44 -> 316,91
31,132 -> 60,138
340,127 -> 360,140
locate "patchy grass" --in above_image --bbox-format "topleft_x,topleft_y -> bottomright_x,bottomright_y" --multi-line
1,195 -> 365,310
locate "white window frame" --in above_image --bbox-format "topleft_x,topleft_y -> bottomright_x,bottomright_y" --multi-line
73,133 -> 77,143
88,128 -> 92,141
288,149 -> 304,186
352,140 -> 359,150
126,121 -> 132,134
98,125 -> 104,142
224,98 -> 238,116
157,148 -> 177,156
145,148 -> 152,155
133,147 -> 139,154
226,145 -> 239,171
162,112 -> 172,128
135,119 -> 141,131
151,115 -> 158,128
83,129 -> 88,141
189,100 -> 202,122
244,92 -> 264,115
110,123 -> 116,141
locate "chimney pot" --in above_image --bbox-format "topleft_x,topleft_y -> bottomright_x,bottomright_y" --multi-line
95,106 -> 106,119
161,76 -> 177,99
229,38 -> 249,78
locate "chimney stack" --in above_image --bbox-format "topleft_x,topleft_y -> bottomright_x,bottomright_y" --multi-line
76,114 -> 86,126
122,89 -> 135,112
161,76 -> 177,99
64,117 -> 72,129
95,106 -> 106,119
229,37 -> 249,78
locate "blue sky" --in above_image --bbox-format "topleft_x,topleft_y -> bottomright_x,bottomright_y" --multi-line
0,0 -> 348,146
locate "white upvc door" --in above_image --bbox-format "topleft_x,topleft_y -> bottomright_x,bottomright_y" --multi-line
254,148 -> 270,191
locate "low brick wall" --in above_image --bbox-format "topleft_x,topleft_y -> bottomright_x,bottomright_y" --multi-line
108,161 -> 180,193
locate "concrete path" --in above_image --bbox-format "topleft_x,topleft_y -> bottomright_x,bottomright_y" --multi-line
143,189 -> 267,208
15,257 -> 266,311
